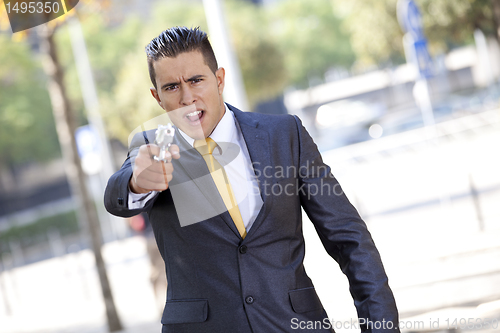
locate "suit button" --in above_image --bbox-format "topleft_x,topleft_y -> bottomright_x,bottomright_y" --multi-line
239,245 -> 247,254
117,198 -> 124,206
245,296 -> 254,304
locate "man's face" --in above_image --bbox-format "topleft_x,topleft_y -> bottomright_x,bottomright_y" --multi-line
150,51 -> 225,140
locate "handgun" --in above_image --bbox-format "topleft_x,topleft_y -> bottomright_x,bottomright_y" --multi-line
153,123 -> 175,162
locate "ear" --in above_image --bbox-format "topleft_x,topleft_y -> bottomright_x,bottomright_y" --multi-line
215,67 -> 225,96
150,88 -> 163,109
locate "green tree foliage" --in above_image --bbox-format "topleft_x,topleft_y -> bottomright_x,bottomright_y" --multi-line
336,0 -> 403,68
268,0 -> 355,88
339,0 -> 499,66
419,0 -> 497,51
226,0 -> 287,105
50,13 -> 145,133
75,14 -> 144,96
0,35 -> 60,169
100,47 -> 165,143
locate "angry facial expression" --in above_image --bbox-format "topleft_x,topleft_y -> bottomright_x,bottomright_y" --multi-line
150,51 -> 226,140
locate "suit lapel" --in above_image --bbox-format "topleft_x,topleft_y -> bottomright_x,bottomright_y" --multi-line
230,105 -> 273,238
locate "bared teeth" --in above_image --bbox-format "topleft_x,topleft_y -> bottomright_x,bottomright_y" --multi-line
186,110 -> 202,122
186,110 -> 201,117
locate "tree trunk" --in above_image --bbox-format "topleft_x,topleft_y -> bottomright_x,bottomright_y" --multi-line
493,0 -> 500,41
37,25 -> 123,332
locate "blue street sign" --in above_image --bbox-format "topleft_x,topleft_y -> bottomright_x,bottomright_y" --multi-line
398,0 -> 425,40
75,125 -> 102,175
75,125 -> 101,158
398,0 -> 433,78
413,39 -> 433,78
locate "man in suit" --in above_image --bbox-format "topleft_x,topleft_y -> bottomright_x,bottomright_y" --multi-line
104,26 -> 399,333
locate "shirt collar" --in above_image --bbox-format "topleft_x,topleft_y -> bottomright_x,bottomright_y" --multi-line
177,103 -> 237,152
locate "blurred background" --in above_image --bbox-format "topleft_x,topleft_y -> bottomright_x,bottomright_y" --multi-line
1,0 -> 500,332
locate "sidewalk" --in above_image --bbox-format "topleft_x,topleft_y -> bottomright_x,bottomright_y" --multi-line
0,237 -> 162,333
30,321 -> 161,333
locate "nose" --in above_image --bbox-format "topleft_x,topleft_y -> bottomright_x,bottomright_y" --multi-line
180,85 -> 196,106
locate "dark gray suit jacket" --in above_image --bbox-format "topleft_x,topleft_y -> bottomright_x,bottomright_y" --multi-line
104,104 -> 399,333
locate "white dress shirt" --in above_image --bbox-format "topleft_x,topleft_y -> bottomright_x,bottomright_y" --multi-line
129,105 -> 263,231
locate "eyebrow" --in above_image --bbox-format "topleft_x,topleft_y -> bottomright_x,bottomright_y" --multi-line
161,75 -> 206,90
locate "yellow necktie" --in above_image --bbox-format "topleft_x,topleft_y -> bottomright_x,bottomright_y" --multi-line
194,138 -> 247,239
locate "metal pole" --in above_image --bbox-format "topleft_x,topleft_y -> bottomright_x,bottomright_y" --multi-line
0,261 -> 12,316
469,173 -> 484,231
67,16 -> 127,240
67,16 -> 115,180
474,28 -> 495,91
202,0 -> 249,110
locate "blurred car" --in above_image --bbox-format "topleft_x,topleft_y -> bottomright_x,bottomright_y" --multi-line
314,99 -> 385,151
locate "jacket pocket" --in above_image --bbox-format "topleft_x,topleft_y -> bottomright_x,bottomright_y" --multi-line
161,299 -> 208,324
288,287 -> 323,313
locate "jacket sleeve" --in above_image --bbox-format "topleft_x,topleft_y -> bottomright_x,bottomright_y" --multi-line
293,116 -> 400,333
104,131 -> 158,218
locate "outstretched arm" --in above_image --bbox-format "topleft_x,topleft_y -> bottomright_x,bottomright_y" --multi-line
104,131 -> 179,218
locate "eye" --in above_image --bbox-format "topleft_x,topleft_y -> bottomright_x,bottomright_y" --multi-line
165,85 -> 178,91
192,78 -> 203,84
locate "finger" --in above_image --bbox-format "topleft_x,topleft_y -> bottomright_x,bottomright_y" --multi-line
133,167 -> 168,186
139,144 -> 160,158
135,151 -> 169,171
142,162 -> 173,178
158,150 -> 172,162
134,169 -> 168,186
169,144 -> 180,159
161,169 -> 173,186
134,162 -> 174,182
135,168 -> 173,190
148,160 -> 174,174
161,162 -> 174,175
